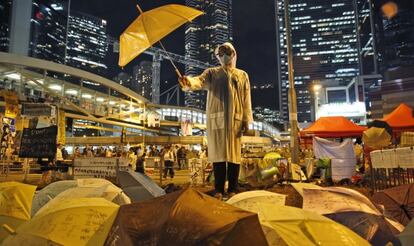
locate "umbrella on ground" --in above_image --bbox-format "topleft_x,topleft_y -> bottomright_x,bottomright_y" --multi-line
324,211 -> 401,246
104,188 -> 268,246
117,170 -> 165,202
31,178 -> 114,216
302,187 -> 401,245
3,198 -> 119,246
373,184 -> 414,226
367,120 -> 393,135
34,184 -> 130,216
398,218 -> 414,246
0,182 -> 36,242
227,190 -> 286,208
252,204 -> 369,246
363,127 -> 391,149
119,3 -> 203,71
290,182 -> 321,197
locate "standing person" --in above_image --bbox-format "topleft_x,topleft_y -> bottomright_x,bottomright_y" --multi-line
162,145 -> 175,179
177,146 -> 187,170
136,148 -> 146,174
179,42 -> 253,200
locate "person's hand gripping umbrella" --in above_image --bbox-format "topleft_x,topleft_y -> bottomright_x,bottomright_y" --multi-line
119,3 -> 204,81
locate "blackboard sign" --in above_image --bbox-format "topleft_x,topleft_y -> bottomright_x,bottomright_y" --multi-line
19,126 -> 57,158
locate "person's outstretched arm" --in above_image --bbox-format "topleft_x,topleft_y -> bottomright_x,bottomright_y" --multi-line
178,68 -> 212,91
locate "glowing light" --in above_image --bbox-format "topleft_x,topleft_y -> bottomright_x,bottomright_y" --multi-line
96,97 -> 105,102
48,84 -> 62,91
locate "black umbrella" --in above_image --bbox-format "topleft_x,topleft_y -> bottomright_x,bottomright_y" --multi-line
367,120 -> 393,135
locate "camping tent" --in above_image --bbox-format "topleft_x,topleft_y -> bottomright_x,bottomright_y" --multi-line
301,116 -> 367,138
382,103 -> 414,133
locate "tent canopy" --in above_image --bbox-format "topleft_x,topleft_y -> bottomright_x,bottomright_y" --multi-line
301,116 -> 367,138
382,103 -> 414,130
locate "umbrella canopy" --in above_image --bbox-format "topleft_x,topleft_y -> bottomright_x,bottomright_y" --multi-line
367,120 -> 393,135
398,218 -> 414,246
117,170 -> 165,202
263,152 -> 282,160
31,178 -> 114,216
257,204 -> 369,246
3,198 -> 119,246
290,183 -> 321,197
34,184 -> 130,216
325,211 -> 400,246
104,188 -> 268,246
363,127 -> 391,149
227,190 -> 286,207
373,184 -> 414,226
119,4 -> 203,67
302,187 -> 381,215
0,182 -> 36,242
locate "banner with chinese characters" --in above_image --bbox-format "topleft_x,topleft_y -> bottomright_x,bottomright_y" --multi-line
57,109 -> 66,145
2,90 -> 19,119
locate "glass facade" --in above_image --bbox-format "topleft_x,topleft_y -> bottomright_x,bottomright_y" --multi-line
30,0 -> 69,64
0,0 -> 12,52
275,0 -> 360,122
66,11 -> 108,77
132,61 -> 153,100
184,0 -> 233,109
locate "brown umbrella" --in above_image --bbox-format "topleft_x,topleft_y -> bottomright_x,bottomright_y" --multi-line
105,188 -> 268,246
373,184 -> 414,226
324,211 -> 401,246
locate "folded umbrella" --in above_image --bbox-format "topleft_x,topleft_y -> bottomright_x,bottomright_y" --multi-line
3,198 -> 119,246
0,182 -> 36,242
104,188 -> 268,246
373,184 -> 414,226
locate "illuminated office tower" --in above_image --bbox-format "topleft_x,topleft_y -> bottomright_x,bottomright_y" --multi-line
275,0 -> 360,122
66,11 -> 108,77
185,0 -> 232,109
132,61 -> 153,100
30,0 -> 69,64
0,0 -> 12,52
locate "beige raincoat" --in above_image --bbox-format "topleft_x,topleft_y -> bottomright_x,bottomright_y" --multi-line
182,43 -> 253,164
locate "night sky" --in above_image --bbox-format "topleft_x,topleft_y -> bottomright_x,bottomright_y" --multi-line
71,0 -> 279,109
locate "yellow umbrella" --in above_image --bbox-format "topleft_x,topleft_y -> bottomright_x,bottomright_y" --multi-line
3,198 -> 119,246
252,204 -> 370,246
363,127 -> 391,149
263,152 -> 282,160
34,184 -> 130,216
0,182 -> 36,242
119,4 -> 204,67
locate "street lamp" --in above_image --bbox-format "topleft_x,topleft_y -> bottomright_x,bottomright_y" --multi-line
312,84 -> 322,120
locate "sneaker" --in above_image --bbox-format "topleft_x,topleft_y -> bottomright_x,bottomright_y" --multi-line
214,193 -> 223,201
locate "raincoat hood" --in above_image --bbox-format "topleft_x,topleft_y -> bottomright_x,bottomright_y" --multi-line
215,42 -> 237,68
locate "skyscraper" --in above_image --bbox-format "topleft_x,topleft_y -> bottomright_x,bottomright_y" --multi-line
0,0 -> 12,52
185,0 -> 233,109
30,0 -> 69,64
132,61 -> 153,100
66,11 -> 108,77
275,0 -> 360,122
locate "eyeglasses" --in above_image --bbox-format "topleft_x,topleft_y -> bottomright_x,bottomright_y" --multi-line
216,45 -> 233,57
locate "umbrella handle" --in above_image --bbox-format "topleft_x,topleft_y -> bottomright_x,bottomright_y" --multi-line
2,224 -> 16,235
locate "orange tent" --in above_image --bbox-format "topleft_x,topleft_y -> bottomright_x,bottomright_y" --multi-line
301,116 -> 367,138
382,103 -> 414,132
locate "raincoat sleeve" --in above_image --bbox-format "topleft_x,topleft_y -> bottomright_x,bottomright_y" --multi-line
243,72 -> 253,124
182,69 -> 212,91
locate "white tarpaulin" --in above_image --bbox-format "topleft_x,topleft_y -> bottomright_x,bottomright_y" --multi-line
313,137 -> 356,181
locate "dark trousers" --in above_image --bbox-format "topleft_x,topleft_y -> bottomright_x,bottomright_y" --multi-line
213,162 -> 240,194
163,160 -> 174,178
